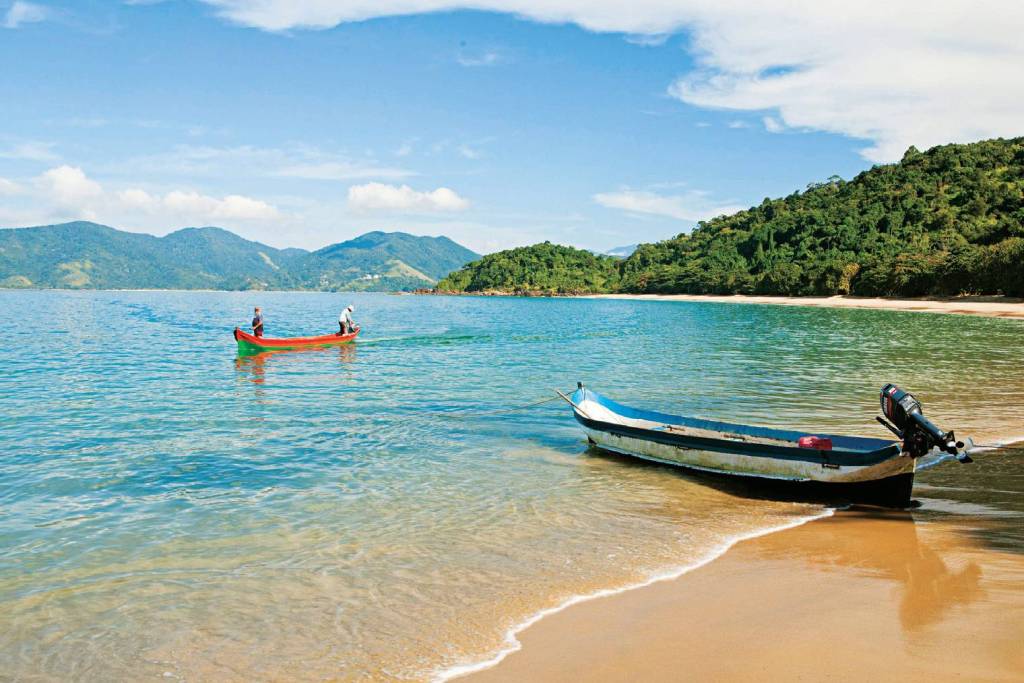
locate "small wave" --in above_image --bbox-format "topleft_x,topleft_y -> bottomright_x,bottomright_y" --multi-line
431,507 -> 835,682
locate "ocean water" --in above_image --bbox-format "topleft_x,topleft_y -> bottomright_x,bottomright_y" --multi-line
1,290 -> 1022,681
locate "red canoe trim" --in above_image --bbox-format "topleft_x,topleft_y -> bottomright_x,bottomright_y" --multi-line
233,326 -> 359,348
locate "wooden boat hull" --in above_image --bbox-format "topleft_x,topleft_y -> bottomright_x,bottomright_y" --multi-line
569,386 -> 936,507
233,326 -> 359,353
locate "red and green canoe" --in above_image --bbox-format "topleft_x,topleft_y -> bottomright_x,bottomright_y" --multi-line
233,326 -> 359,353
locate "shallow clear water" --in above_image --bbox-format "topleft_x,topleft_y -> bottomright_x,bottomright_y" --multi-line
2,291 -> 1022,680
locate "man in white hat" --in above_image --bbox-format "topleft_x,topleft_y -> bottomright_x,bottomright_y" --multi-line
339,304 -> 356,334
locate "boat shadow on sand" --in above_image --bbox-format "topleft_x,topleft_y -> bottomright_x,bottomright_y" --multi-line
585,445 -> 987,633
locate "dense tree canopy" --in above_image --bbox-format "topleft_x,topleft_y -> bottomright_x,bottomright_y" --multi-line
436,242 -> 620,294
618,138 -> 1024,297
440,138 -> 1024,298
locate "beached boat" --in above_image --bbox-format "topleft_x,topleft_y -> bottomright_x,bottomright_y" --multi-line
562,383 -> 970,507
233,327 -> 359,353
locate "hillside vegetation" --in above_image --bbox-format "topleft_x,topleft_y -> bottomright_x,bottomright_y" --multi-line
440,138 -> 1024,297
0,222 -> 478,291
436,242 -> 620,294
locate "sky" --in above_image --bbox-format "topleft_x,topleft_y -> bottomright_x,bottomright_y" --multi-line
1,1 -> 1021,254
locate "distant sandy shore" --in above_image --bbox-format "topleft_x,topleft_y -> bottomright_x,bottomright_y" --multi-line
468,508 -> 1024,682
582,293 -> 1024,319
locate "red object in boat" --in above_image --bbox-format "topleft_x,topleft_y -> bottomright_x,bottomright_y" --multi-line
233,326 -> 359,351
798,435 -> 833,450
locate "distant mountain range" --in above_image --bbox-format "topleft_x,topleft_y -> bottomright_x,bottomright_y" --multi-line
604,244 -> 638,258
0,221 -> 479,291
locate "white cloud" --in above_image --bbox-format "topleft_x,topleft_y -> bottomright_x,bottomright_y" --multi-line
116,188 -> 157,210
347,183 -> 470,213
727,120 -> 749,129
38,165 -> 103,208
200,0 -> 693,33
666,2 -> 1024,161
163,190 -> 280,220
0,177 -> 23,195
457,145 -> 481,160
200,1 -> 1024,162
23,165 -> 281,225
762,116 -> 784,133
0,141 -> 59,161
594,188 -> 741,222
3,1 -> 50,29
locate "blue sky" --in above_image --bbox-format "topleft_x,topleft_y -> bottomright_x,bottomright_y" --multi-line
1,1 -> 1020,253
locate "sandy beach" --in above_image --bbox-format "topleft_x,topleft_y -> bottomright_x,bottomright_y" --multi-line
584,294 -> 1024,320
468,507 -> 1024,682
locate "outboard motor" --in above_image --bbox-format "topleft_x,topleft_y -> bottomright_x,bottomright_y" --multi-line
878,384 -> 971,462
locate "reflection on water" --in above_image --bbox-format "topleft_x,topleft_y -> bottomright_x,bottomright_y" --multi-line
235,344 -> 358,387
1,290 -> 1022,681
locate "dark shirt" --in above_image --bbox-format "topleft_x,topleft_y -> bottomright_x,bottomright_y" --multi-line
252,314 -> 264,336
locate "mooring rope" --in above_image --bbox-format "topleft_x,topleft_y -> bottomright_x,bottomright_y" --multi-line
432,393 -> 563,419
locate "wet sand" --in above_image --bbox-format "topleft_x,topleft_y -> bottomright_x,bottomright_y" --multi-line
585,294 -> 1024,319
467,508 -> 1024,682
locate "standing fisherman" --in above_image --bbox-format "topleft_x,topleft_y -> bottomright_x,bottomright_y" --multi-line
339,305 -> 356,334
252,307 -> 264,337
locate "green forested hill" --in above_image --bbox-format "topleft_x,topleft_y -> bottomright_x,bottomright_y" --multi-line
0,222 -> 479,291
436,242 -> 620,294
439,138 -> 1024,297
315,231 -> 478,281
619,138 -> 1024,297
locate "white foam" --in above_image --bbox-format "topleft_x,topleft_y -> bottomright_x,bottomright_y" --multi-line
969,434 -> 1024,452
430,507 -> 835,682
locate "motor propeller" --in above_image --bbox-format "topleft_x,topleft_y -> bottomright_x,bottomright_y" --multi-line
877,384 -> 972,463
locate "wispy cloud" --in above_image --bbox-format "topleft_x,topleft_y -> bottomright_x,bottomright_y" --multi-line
624,33 -> 668,47
111,144 -> 414,182
594,187 -> 741,222
763,116 -> 784,133
0,177 -> 24,195
198,1 -> 1024,162
276,161 -> 415,181
347,183 -> 470,213
456,49 -> 504,67
0,140 -> 59,162
3,1 -> 50,29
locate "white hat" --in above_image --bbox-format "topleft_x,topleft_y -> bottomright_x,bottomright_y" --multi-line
347,305 -> 354,311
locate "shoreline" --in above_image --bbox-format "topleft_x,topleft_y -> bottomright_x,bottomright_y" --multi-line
581,293 -> 1024,319
5,288 -> 1023,320
433,508 -> 836,682
446,436 -> 1023,681
464,504 -> 1024,682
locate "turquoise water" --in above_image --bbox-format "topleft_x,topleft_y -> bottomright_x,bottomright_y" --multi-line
2,290 -> 1022,680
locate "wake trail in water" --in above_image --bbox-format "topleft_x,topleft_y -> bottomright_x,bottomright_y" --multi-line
357,333 -> 492,347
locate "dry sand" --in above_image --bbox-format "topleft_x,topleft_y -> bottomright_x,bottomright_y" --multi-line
467,508 -> 1024,682
584,294 -> 1024,320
